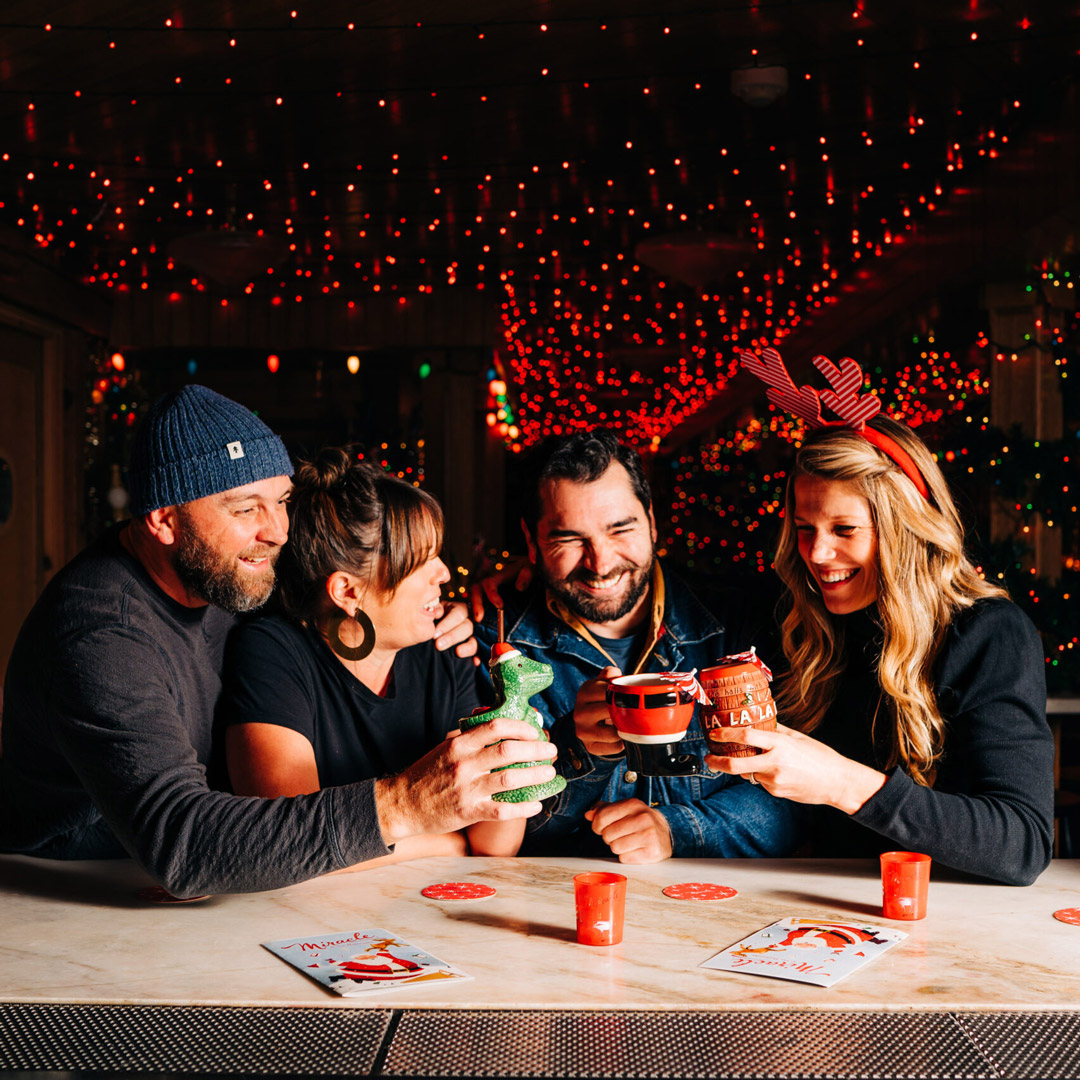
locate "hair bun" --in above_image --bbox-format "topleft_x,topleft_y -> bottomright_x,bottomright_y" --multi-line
295,446 -> 352,491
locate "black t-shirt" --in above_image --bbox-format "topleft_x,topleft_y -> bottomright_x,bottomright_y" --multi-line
221,614 -> 487,786
806,607 -> 891,860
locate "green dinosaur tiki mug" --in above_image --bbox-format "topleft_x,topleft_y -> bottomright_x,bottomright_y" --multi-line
461,641 -> 566,803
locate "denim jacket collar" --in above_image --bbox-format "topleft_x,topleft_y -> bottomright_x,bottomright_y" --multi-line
503,559 -> 724,671
542,562 -> 665,673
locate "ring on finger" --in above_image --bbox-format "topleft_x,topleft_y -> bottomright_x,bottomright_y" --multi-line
747,772 -> 758,785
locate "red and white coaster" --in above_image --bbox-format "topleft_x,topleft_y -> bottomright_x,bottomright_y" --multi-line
421,881 -> 497,901
662,882 -> 738,902
138,886 -> 211,904
1053,907 -> 1080,926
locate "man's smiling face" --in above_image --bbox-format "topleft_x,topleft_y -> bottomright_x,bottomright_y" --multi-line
172,476 -> 292,613
527,461 -> 656,636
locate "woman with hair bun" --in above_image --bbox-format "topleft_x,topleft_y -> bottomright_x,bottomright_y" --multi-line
222,447 -> 523,864
707,351 -> 1055,885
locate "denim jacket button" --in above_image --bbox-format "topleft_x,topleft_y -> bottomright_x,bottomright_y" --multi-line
624,770 -> 638,783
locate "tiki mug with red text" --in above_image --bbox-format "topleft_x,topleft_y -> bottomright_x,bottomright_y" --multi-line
700,649 -> 776,758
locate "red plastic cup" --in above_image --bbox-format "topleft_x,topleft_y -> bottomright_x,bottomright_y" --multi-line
880,851 -> 931,920
574,872 -> 627,946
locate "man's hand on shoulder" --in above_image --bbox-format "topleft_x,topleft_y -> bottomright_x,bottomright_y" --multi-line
585,799 -> 673,863
574,665 -> 624,755
433,600 -> 479,662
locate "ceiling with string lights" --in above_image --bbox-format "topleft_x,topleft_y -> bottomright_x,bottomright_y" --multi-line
2,1 -> 1078,448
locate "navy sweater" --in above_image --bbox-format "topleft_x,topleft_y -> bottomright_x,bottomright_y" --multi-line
0,528 -> 391,896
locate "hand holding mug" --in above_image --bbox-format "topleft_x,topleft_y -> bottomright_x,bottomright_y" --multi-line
574,666 -> 624,756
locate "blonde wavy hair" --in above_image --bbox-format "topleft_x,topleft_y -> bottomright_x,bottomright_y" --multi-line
773,416 -> 1006,785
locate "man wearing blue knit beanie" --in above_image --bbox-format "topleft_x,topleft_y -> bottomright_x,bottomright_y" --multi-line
0,385 -> 556,896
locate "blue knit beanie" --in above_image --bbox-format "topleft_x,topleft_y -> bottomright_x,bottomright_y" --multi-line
128,385 -> 293,515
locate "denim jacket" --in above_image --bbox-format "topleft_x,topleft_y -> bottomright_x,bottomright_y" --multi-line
477,561 -> 804,858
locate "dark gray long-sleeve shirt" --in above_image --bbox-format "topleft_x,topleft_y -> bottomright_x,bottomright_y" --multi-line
0,527 -> 390,897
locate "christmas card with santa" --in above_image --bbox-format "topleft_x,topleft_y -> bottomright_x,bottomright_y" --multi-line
263,929 -> 471,996
701,917 -> 907,988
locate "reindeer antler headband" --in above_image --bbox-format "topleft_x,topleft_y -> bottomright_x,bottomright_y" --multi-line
740,346 -> 930,500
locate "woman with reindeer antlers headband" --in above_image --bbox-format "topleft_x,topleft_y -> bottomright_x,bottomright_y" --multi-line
705,347 -> 1054,885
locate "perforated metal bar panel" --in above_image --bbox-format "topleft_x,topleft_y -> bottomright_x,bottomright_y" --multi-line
955,1012 -> 1080,1079
5,1005 -> 1080,1078
383,1009 -> 992,1079
0,1003 -> 392,1075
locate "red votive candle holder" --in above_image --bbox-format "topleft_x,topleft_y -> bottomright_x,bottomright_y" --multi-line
574,871 -> 627,946
880,851 -> 931,920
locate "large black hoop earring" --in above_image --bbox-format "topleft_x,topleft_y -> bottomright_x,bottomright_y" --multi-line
327,608 -> 376,661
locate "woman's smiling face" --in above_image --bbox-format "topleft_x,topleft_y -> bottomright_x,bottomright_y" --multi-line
363,553 -> 451,653
793,475 -> 879,615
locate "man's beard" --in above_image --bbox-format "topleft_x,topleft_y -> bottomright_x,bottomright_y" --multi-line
173,517 -> 280,615
539,551 -> 654,626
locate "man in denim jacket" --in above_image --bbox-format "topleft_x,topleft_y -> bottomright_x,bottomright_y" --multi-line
475,430 -> 803,862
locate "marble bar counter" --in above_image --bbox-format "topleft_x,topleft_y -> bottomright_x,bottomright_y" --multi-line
3,855 -> 1080,1078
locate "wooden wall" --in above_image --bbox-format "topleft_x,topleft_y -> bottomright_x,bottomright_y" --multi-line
0,260 -> 508,675
109,286 -> 507,570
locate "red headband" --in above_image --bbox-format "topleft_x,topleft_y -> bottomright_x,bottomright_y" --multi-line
740,347 -> 930,501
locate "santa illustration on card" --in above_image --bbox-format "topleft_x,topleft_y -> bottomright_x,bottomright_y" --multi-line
329,948 -> 424,983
